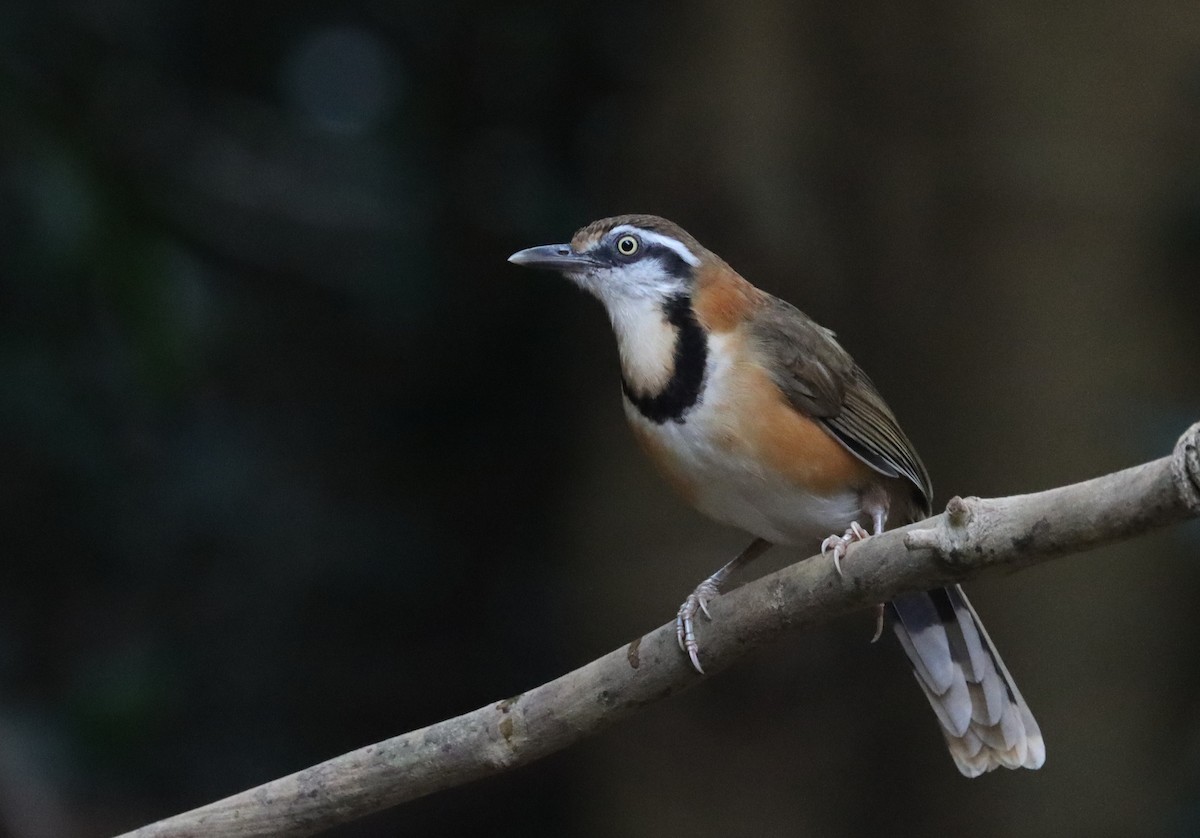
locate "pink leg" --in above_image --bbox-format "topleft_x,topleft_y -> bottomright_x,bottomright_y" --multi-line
676,538 -> 773,674
820,521 -> 871,577
820,487 -> 890,641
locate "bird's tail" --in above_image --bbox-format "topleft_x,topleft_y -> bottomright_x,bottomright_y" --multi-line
889,585 -> 1045,777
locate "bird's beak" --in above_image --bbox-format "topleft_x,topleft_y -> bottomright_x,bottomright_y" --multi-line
508,244 -> 601,272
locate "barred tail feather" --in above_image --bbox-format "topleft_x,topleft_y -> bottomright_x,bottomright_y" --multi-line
890,585 -> 1045,777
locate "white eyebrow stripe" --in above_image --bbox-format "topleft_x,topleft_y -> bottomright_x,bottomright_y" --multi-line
611,225 -> 700,267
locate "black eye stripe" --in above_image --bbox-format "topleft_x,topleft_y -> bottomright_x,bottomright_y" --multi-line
646,245 -> 690,279
598,238 -> 693,280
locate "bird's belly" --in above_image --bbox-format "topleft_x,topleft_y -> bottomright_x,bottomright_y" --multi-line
625,399 -> 865,548
691,461 -> 863,547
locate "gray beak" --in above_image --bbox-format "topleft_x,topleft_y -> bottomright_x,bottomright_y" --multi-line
508,244 -> 601,272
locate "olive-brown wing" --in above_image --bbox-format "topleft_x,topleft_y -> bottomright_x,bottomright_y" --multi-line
748,296 -> 932,514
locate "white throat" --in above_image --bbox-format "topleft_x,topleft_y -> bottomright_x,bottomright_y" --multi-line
592,294 -> 676,393
604,294 -> 679,396
569,259 -> 690,397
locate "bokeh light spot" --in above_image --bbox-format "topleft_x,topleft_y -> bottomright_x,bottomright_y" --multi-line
282,26 -> 399,135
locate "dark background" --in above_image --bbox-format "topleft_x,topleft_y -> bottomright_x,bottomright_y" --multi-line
2,1 -> 1200,836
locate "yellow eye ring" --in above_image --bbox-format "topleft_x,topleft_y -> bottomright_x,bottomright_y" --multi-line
615,235 -> 640,257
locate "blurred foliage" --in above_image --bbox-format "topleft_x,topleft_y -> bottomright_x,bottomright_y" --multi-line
0,1 -> 1198,836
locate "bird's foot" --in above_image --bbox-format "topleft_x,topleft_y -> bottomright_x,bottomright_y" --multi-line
676,577 -> 723,674
821,525 -> 887,641
820,521 -> 871,578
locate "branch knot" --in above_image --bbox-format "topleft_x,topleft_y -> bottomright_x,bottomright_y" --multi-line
1172,422 -> 1200,515
946,495 -> 973,528
903,496 -> 981,569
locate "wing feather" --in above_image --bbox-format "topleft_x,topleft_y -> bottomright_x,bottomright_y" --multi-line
749,296 -> 932,511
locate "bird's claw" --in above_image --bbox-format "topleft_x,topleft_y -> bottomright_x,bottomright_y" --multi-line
676,579 -> 721,674
870,603 -> 885,643
821,521 -> 871,578
821,525 -> 887,641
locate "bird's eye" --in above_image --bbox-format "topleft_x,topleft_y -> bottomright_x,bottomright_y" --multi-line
615,235 -> 640,257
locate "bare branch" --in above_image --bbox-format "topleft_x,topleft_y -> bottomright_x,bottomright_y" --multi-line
119,422 -> 1200,838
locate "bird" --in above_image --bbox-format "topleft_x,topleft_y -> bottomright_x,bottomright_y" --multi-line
508,214 -> 1044,777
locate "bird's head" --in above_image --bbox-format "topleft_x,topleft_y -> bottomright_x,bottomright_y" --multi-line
508,215 -> 709,309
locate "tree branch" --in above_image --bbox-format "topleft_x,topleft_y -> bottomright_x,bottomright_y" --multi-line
120,422 -> 1200,838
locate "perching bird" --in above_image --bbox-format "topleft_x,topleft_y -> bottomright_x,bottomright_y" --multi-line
509,214 -> 1044,777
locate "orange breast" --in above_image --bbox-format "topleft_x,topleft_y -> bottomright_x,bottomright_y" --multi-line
625,264 -> 876,512
724,363 -> 875,496
690,266 -> 870,493
628,347 -> 874,506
